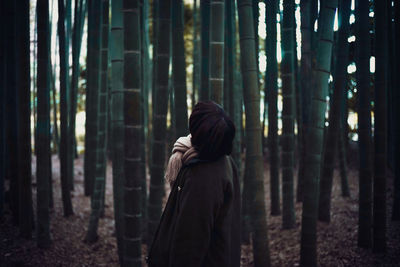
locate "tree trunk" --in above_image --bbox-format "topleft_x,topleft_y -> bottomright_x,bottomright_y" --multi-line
373,0 -> 388,253
281,0 -> 296,229
58,0 -> 74,217
172,0 -> 188,137
299,0 -> 337,265
110,0 -> 125,262
17,0 -> 33,238
318,0 -> 351,223
356,0 -> 373,249
148,0 -> 171,247
200,0 -> 210,101
237,1 -> 271,266
36,0 -> 52,248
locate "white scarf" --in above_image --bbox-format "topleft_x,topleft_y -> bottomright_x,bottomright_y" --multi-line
165,135 -> 198,185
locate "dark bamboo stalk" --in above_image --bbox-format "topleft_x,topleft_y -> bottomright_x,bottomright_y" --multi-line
318,0 -> 351,222
200,0 -> 210,100
373,0 -> 388,253
36,0 -> 52,248
17,0 -> 33,238
237,0 -> 271,266
58,0 -> 74,217
300,0 -> 337,265
356,0 -> 373,248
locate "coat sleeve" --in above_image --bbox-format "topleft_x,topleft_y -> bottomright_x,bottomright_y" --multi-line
168,170 -> 222,267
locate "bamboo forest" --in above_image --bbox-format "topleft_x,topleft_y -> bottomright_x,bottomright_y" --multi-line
1,0 -> 400,266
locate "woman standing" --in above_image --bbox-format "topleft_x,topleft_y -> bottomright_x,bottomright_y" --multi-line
147,101 -> 241,267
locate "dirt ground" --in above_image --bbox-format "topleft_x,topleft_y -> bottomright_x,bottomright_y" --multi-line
1,153 -> 399,266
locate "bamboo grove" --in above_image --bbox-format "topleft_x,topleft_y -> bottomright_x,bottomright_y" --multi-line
0,0 -> 399,266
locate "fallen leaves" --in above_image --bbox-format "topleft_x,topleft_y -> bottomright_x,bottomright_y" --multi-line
1,152 -> 399,266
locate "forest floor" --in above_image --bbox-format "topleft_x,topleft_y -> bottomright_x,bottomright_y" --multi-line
1,149 -> 400,266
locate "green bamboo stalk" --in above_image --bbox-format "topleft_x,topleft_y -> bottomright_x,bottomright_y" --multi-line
151,0 -> 158,111
297,0 -> 313,203
50,6 -> 60,155
192,0 -> 199,108
85,0 -> 108,243
69,0 -> 87,192
237,0 -> 271,266
209,0 -> 224,103
58,0 -> 74,217
318,0 -> 351,223
48,61 -> 55,209
84,0 -> 98,196
66,0 -> 72,60
299,0 -> 337,265
33,6 -> 38,157
293,5 -> 301,165
139,0 -> 149,243
99,0 -> 109,218
224,0 -> 234,114
49,0 -> 59,155
200,0 -> 210,101
172,0 -> 188,137
223,5 -> 230,113
65,1 -> 72,171
231,0 -> 242,177
338,122 -> 349,197
265,0 -> 280,216
252,0 -> 260,95
281,0 -> 296,229
122,0 -> 142,264
147,0 -> 171,247
50,69 -> 59,154
110,0 -> 125,262
169,76 -> 175,151
355,0 -> 373,249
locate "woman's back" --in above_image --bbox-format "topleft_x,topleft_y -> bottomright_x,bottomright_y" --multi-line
147,155 -> 241,267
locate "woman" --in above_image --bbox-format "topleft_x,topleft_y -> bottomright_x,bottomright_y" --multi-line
147,101 -> 241,267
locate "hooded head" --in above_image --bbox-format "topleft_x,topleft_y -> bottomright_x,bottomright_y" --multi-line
189,101 -> 235,161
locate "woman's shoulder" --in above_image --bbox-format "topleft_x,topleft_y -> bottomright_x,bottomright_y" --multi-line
183,156 -> 235,184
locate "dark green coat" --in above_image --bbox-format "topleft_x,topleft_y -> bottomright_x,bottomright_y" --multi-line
147,156 -> 241,267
